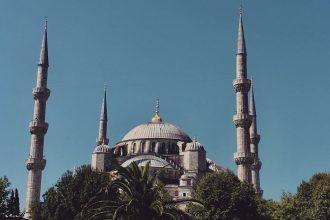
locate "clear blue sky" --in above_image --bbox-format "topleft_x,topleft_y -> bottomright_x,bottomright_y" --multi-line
0,0 -> 329,207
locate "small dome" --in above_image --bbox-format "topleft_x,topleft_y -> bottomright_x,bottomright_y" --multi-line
185,139 -> 205,151
93,144 -> 112,154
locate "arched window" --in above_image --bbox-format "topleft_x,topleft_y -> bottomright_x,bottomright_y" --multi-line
162,142 -> 166,153
132,143 -> 136,154
141,141 -> 145,153
152,142 -> 156,152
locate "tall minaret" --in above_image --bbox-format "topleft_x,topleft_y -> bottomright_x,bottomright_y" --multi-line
91,88 -> 112,172
249,82 -> 263,196
24,20 -> 50,219
96,87 -> 109,146
233,7 -> 253,183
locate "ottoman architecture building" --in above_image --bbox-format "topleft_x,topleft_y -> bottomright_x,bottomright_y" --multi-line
24,6 -> 263,218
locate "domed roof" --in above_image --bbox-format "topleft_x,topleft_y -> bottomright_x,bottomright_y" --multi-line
93,144 -> 112,154
185,139 -> 205,151
122,122 -> 191,142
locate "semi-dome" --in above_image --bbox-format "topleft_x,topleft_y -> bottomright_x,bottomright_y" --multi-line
121,155 -> 172,168
185,139 -> 205,151
93,144 -> 112,154
121,122 -> 191,142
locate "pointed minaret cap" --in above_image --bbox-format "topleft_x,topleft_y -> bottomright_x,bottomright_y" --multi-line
151,99 -> 163,123
100,86 -> 108,121
237,5 -> 247,54
39,18 -> 49,66
249,79 -> 256,115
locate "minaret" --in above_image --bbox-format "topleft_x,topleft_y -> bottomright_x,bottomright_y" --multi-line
233,7 -> 253,183
91,88 -> 112,172
24,19 -> 50,219
249,82 -> 263,196
96,87 -> 109,145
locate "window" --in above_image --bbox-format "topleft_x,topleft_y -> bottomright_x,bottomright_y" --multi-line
141,142 -> 145,153
162,142 -> 166,153
183,193 -> 186,197
132,143 -> 136,154
152,142 -> 156,152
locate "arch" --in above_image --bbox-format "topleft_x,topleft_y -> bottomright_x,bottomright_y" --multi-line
132,142 -> 136,154
141,141 -> 145,153
151,142 -> 156,152
162,142 -> 166,154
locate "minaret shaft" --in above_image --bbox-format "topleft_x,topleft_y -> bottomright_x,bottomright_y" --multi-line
24,22 -> 50,220
97,89 -> 109,145
233,8 -> 253,183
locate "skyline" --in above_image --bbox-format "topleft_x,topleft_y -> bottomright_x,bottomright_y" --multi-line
0,0 -> 330,208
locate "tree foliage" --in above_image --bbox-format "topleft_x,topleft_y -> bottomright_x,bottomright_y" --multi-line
273,172 -> 330,220
186,171 -> 267,220
40,165 -> 111,220
77,162 -> 191,220
0,176 -> 21,218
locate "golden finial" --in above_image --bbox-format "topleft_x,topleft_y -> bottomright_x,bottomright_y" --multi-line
155,99 -> 160,115
45,17 -> 48,30
151,99 -> 163,123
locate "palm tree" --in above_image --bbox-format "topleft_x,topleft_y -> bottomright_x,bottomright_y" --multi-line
75,161 -> 197,220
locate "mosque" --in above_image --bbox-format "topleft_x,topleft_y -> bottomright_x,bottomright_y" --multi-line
23,7 -> 263,219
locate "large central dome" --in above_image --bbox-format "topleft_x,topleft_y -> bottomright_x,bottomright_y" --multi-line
122,122 -> 191,142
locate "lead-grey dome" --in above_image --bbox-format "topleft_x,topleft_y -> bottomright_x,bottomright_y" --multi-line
122,122 -> 191,142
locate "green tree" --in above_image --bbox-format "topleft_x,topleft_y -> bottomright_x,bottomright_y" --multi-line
0,176 -> 10,218
186,171 -> 265,220
273,172 -> 330,220
77,162 -> 191,220
0,176 -> 21,218
40,165 -> 111,220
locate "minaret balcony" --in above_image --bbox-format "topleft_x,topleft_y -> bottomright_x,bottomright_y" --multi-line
233,114 -> 252,128
29,121 -> 48,134
25,158 -> 46,171
233,78 -> 251,92
233,152 -> 253,165
250,134 -> 261,144
251,160 -> 262,170
32,87 -> 50,101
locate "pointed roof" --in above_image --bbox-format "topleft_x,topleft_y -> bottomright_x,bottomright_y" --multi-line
237,6 -> 247,54
100,87 -> 108,121
250,81 -> 256,115
39,18 -> 49,66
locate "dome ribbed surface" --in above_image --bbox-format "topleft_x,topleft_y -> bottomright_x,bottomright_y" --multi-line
93,144 -> 112,154
186,141 -> 205,151
122,123 -> 191,142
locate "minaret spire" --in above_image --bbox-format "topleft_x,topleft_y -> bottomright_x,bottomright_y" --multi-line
249,82 -> 263,196
24,19 -> 51,219
97,86 -> 109,145
237,5 -> 246,55
38,18 -> 49,68
233,5 -> 253,183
